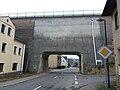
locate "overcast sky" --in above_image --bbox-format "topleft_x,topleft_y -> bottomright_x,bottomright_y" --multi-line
0,0 -> 107,14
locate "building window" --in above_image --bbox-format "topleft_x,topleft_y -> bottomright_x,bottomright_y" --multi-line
0,63 -> 4,72
1,24 -> 5,34
14,46 -> 17,55
115,11 -> 119,30
12,63 -> 17,70
6,19 -> 9,22
18,48 -> 21,55
1,43 -> 7,53
8,27 -> 11,36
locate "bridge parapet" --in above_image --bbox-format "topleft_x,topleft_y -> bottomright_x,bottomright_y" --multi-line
0,10 -> 102,18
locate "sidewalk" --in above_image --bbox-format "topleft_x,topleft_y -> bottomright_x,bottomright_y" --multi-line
0,73 -> 46,87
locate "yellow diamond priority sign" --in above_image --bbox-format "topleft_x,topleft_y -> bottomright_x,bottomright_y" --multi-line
98,46 -> 112,59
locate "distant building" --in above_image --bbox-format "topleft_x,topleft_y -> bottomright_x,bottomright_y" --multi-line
48,55 -> 58,69
60,56 -> 68,68
48,55 -> 68,69
0,17 -> 25,75
102,0 -> 120,86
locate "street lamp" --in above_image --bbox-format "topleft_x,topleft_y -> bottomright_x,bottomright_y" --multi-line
97,18 -> 110,88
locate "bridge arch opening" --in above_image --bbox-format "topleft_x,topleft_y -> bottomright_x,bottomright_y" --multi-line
48,54 -> 79,69
40,51 -> 82,73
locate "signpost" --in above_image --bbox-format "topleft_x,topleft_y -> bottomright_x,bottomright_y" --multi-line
98,46 -> 112,90
98,46 -> 112,59
97,18 -> 112,89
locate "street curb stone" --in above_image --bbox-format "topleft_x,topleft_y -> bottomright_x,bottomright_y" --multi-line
0,73 -> 46,87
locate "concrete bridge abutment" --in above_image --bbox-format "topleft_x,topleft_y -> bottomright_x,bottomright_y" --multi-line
36,51 -> 81,73
11,16 -> 112,74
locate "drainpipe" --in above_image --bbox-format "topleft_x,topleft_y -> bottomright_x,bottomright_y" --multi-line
20,44 -> 26,74
91,19 -> 97,64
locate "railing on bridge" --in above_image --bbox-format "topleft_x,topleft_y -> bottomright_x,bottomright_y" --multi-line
0,10 -> 102,18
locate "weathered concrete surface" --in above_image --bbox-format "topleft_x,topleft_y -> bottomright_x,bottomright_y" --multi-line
29,16 -> 111,73
12,18 -> 35,72
11,16 -> 112,73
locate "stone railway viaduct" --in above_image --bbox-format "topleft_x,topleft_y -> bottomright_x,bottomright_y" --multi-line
9,12 -> 112,73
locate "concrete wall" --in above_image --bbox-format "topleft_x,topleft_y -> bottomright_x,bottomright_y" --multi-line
12,18 -> 35,72
11,16 -> 113,73
29,16 -> 112,73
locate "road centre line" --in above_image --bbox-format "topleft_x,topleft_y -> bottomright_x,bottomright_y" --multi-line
54,76 -> 58,79
74,74 -> 78,85
74,74 -> 76,78
33,85 -> 42,90
75,81 -> 78,85
75,78 -> 77,81
74,74 -> 77,80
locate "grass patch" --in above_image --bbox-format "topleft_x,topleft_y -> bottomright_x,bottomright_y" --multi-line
0,73 -> 38,82
85,66 -> 115,75
97,85 -> 117,90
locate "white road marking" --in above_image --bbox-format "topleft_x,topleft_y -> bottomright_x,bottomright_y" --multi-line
75,81 -> 78,85
33,85 -> 42,90
74,74 -> 79,85
74,74 -> 76,78
75,78 -> 77,81
54,76 -> 58,79
74,75 -> 77,80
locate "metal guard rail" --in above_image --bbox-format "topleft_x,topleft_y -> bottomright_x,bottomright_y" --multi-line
0,10 -> 102,18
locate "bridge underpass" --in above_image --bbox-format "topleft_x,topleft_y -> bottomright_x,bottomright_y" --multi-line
37,51 -> 81,73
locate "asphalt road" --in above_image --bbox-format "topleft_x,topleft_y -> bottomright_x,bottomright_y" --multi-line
0,67 -> 108,90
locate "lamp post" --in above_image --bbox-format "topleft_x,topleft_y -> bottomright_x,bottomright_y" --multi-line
97,19 -> 110,88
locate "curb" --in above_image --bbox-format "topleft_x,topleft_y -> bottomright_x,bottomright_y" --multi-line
0,73 -> 47,87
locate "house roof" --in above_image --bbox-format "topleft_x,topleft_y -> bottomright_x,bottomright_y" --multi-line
102,0 -> 117,16
0,16 -> 15,28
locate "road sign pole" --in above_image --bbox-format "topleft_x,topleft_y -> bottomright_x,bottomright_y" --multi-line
104,20 -> 110,88
97,19 -> 111,89
104,59 -> 108,90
